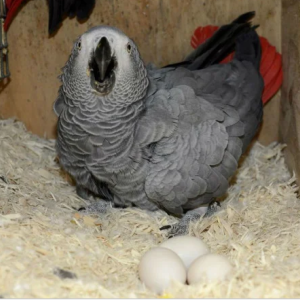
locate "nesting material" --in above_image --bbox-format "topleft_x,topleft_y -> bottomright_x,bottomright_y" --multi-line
1,118 -> 300,298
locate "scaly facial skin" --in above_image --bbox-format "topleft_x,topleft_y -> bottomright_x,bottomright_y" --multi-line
60,26 -> 149,106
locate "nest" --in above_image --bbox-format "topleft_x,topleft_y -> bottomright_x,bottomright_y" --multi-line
1,118 -> 300,298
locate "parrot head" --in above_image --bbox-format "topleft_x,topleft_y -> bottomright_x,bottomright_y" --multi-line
61,26 -> 149,105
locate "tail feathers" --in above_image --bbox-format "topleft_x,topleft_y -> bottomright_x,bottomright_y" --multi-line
186,12 -> 260,70
191,25 -> 260,70
186,23 -> 252,69
234,29 -> 261,69
186,11 -> 256,62
163,11 -> 259,71
232,11 -> 255,24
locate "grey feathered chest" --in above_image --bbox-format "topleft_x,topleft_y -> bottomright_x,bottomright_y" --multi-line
55,59 -> 263,216
55,88 -> 158,210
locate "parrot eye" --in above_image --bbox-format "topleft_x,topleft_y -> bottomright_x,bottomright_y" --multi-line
126,43 -> 132,54
77,40 -> 82,50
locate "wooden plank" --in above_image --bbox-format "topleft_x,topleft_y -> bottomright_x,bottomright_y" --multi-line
0,0 -> 281,140
280,0 -> 300,180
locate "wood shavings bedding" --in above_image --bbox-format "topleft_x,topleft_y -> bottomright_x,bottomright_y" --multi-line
1,118 -> 300,298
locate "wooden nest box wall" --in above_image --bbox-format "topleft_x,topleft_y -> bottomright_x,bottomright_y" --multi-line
0,0 -> 299,181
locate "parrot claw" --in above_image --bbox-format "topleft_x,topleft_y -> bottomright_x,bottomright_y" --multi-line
204,200 -> 221,218
163,223 -> 189,239
77,200 -> 112,215
159,225 -> 172,231
76,186 -> 113,214
160,200 -> 221,238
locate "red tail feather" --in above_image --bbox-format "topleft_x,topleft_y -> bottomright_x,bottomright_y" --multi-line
191,25 -> 219,48
262,67 -> 283,104
190,26 -> 283,105
263,53 -> 282,87
4,0 -> 28,31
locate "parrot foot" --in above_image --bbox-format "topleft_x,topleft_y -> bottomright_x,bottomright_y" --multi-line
204,200 -> 221,218
160,200 -> 221,238
76,186 -> 113,214
77,201 -> 112,214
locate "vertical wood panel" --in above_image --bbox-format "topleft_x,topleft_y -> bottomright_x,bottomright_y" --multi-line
280,0 -> 300,180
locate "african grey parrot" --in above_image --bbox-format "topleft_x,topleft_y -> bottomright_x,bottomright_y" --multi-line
53,11 -> 264,236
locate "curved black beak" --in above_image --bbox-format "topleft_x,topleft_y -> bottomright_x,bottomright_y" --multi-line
89,36 -> 116,94
95,37 -> 112,82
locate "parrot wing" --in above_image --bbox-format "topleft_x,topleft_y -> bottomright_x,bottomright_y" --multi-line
143,83 -> 244,216
143,30 -> 263,215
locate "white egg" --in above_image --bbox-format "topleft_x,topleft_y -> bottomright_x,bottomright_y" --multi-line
138,247 -> 186,294
187,253 -> 233,284
160,236 -> 210,269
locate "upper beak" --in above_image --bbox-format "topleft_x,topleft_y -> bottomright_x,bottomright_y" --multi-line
94,37 -> 112,82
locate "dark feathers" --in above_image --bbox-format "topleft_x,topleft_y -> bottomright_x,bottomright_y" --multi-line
164,11 -> 258,71
48,0 -> 95,34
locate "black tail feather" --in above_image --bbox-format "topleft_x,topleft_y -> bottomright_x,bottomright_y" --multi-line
232,11 -> 255,24
234,29 -> 262,70
163,11 -> 259,71
187,24 -> 255,70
